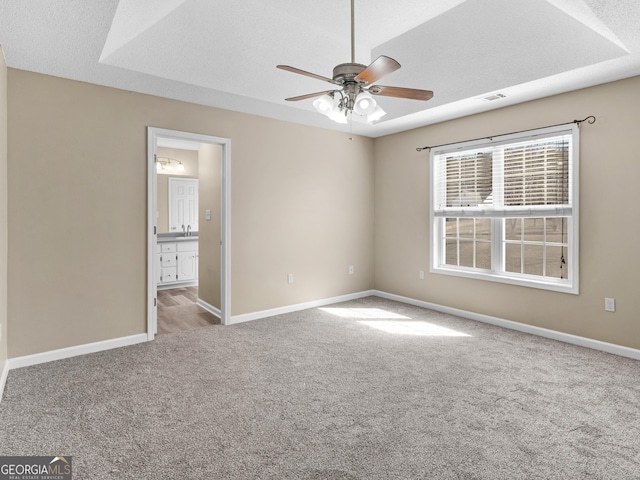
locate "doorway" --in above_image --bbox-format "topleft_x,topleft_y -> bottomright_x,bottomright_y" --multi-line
147,127 -> 231,340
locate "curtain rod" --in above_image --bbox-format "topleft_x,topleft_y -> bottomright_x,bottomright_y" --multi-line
415,115 -> 596,152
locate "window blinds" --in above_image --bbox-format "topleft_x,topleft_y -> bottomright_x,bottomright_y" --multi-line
503,136 -> 570,207
432,128 -> 573,218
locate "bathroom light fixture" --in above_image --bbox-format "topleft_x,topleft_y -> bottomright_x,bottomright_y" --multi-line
156,157 -> 185,173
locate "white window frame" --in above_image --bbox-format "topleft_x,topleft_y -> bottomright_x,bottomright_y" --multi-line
429,124 -> 579,294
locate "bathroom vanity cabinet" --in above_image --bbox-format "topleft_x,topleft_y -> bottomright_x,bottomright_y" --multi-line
156,239 -> 198,287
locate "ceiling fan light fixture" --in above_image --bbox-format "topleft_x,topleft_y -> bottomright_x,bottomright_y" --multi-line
354,92 -> 377,115
313,94 -> 348,124
328,108 -> 349,124
313,94 -> 335,115
278,0 -> 433,126
366,105 -> 386,123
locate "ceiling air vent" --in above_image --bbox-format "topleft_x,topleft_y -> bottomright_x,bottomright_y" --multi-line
483,93 -> 507,102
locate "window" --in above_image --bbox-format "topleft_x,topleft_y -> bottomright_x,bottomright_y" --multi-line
430,124 -> 578,294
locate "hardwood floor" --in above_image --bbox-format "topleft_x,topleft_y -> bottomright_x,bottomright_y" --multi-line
157,286 -> 220,335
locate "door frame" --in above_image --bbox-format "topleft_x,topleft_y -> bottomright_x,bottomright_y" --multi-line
147,127 -> 231,339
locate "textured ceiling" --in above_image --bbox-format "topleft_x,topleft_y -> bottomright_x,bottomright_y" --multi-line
1,0 -> 639,137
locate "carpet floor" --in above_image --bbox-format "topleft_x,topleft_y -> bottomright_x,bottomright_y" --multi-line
1,296 -> 638,479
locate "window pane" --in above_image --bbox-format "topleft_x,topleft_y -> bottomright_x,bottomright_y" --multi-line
445,239 -> 457,266
458,218 -> 475,238
523,244 -> 544,276
459,240 -> 474,268
545,246 -> 567,279
524,218 -> 544,242
476,218 -> 491,240
505,218 -> 522,241
505,243 -> 522,273
546,217 -> 567,244
476,241 -> 491,270
445,218 -> 457,238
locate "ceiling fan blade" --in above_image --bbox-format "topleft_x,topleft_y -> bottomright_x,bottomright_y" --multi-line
285,91 -> 335,102
355,55 -> 401,85
277,65 -> 341,86
368,85 -> 434,101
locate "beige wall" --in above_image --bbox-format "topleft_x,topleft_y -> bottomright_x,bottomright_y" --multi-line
7,69 -> 375,357
156,147 -> 198,233
0,47 -> 7,375
374,76 -> 640,350
11,65 -> 636,359
198,144 -> 222,309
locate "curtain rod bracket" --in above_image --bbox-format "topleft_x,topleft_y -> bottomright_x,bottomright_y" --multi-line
416,115 -> 596,152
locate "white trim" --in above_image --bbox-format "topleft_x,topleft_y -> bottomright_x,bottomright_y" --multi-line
147,127 -> 232,336
0,361 -> 8,403
220,139 -> 231,326
147,129 -> 158,340
6,334 -> 148,370
196,298 -> 221,319
228,290 -> 376,325
429,266 -> 577,295
373,291 -> 640,361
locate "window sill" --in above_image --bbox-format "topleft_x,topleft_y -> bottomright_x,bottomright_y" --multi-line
430,265 -> 578,295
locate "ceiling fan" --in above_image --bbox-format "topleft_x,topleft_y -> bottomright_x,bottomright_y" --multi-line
277,0 -> 434,124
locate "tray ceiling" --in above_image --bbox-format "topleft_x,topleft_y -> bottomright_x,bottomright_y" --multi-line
1,0 -> 639,137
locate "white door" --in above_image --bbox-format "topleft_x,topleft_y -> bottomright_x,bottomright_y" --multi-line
169,178 -> 199,233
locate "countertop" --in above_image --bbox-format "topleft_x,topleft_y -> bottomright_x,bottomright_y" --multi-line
157,233 -> 199,243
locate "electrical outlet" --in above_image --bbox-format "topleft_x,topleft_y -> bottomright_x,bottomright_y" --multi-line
287,273 -> 294,284
348,265 -> 354,275
604,297 -> 615,312
419,270 -> 425,280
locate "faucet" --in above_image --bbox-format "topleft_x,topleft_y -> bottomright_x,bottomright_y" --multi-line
187,225 -> 191,236
181,224 -> 186,235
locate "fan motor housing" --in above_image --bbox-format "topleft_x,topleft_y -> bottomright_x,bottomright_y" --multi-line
333,63 -> 367,84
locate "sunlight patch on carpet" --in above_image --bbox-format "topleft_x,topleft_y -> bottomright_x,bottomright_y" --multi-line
319,307 -> 411,319
358,320 -> 471,337
319,307 -> 471,336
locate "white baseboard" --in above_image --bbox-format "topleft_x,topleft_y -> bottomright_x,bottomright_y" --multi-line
196,298 -> 221,319
228,290 -> 377,325
3,289 -> 636,405
373,290 -> 640,361
0,361 -> 8,403
7,333 -> 149,370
